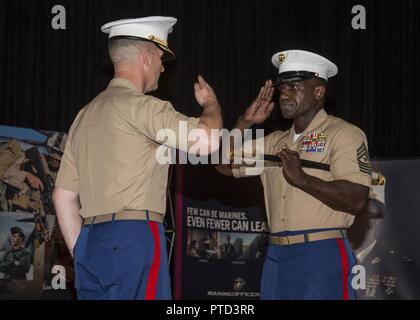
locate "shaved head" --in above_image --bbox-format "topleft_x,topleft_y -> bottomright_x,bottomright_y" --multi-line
310,77 -> 328,89
108,38 -> 165,93
108,38 -> 158,65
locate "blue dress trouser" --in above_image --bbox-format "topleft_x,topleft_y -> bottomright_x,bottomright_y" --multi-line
261,229 -> 357,300
73,219 -> 171,300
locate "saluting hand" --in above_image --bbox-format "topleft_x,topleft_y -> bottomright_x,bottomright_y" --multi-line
276,146 -> 308,189
242,80 -> 275,125
194,75 -> 219,107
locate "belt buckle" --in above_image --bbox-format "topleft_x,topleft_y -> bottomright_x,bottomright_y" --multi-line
280,236 -> 290,246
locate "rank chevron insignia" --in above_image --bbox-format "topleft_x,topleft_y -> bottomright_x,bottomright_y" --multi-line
357,143 -> 372,174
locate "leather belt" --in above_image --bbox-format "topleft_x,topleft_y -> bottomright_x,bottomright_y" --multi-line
269,229 -> 347,246
83,210 -> 164,225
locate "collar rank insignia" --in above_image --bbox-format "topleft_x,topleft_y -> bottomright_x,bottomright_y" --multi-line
300,131 -> 327,152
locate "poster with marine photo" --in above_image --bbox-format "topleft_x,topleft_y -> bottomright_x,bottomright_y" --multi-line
349,159 -> 420,300
0,125 -> 75,299
0,211 -> 37,299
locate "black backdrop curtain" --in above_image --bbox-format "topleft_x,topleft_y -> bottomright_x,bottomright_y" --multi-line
0,0 -> 419,158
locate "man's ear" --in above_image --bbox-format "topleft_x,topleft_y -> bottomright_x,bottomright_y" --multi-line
314,85 -> 326,101
141,49 -> 152,67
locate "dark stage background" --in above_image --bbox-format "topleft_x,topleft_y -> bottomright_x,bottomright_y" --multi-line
0,0 -> 419,158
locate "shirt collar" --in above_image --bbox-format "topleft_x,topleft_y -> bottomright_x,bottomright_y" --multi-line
289,108 -> 328,141
107,77 -> 142,92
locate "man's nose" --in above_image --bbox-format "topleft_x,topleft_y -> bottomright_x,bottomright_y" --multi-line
280,91 -> 289,100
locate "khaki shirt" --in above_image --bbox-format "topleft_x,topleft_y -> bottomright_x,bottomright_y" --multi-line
0,140 -> 28,191
55,78 -> 200,218
233,109 -> 371,233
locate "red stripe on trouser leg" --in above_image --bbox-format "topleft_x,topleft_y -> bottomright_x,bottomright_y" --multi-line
145,222 -> 161,300
336,238 -> 349,300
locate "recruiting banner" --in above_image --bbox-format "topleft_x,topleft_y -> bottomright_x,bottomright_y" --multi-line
174,163 -> 268,300
0,125 -> 75,299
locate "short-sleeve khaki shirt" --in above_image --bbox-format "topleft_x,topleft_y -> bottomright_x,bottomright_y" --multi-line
55,78 -> 200,218
233,109 -> 371,233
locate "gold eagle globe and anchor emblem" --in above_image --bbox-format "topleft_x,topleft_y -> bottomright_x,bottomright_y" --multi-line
278,53 -> 286,64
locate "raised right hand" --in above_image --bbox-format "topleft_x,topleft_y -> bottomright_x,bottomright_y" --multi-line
194,75 -> 219,107
243,80 -> 275,125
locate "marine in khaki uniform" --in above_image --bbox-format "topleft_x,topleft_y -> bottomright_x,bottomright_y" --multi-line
217,50 -> 371,300
53,16 -> 222,300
